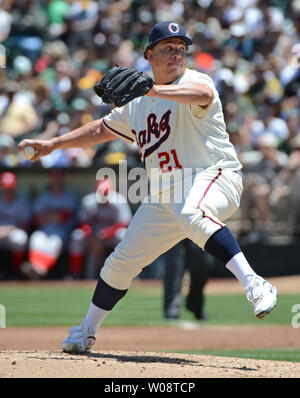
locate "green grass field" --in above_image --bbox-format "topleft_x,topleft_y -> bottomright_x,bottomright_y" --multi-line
178,349 -> 300,363
0,283 -> 299,362
0,283 -> 298,326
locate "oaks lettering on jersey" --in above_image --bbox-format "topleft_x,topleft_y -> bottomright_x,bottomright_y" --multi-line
132,110 -> 172,162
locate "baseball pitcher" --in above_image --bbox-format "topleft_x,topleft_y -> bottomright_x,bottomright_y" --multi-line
19,21 -> 278,354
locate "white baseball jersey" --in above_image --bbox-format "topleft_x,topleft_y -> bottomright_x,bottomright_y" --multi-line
100,67 -> 244,289
103,68 -> 241,194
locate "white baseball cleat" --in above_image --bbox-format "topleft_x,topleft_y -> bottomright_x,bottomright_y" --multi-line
245,276 -> 278,319
62,324 -> 96,354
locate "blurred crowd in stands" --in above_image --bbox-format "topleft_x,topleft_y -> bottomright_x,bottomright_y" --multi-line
1,0 -> 300,278
0,170 -> 132,279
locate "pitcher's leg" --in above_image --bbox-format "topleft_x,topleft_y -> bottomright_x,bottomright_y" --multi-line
62,202 -> 184,353
100,202 -> 184,290
174,170 -> 277,319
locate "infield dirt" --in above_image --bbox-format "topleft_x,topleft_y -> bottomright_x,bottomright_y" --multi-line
0,275 -> 299,378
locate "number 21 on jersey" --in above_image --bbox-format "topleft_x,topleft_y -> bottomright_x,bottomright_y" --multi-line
158,149 -> 182,173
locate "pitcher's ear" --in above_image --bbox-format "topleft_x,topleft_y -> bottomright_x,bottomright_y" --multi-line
144,43 -> 154,60
146,49 -> 154,61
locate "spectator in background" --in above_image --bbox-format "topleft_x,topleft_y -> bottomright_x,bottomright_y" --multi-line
249,101 -> 289,149
0,1 -> 12,43
50,59 -> 77,109
21,169 -> 77,279
239,132 -> 289,241
281,105 -> 300,152
64,0 -> 100,54
68,178 -> 132,279
225,22 -> 255,60
0,134 -> 15,167
269,134 -> 300,237
163,239 -> 213,321
26,77 -> 53,127
0,171 -> 31,278
46,0 -> 71,37
0,83 -> 40,139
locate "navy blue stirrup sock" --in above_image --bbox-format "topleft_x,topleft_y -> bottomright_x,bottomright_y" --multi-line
92,277 -> 128,311
204,226 -> 241,265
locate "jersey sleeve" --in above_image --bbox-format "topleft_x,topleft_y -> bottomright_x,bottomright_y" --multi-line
103,106 -> 135,144
187,72 -> 217,120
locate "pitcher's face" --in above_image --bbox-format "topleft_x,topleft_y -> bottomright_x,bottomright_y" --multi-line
147,38 -> 187,83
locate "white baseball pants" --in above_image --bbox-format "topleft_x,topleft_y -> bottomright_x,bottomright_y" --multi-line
100,169 -> 243,290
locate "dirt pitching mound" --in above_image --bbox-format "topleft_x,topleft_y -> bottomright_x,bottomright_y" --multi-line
1,350 -> 300,378
1,275 -> 299,378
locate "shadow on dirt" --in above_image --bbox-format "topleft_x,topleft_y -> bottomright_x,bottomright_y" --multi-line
28,351 -> 259,372
83,353 -> 257,372
85,351 -> 198,365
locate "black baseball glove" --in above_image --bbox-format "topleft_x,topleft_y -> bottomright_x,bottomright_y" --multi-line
94,66 -> 154,107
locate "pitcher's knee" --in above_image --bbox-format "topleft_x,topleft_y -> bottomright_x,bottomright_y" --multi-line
186,210 -> 224,249
100,253 -> 142,290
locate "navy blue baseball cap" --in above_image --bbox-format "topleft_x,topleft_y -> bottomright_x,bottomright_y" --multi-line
144,21 -> 193,58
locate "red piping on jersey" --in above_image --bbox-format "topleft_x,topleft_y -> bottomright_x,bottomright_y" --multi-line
201,210 -> 224,227
197,168 -> 224,227
103,119 -> 134,143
